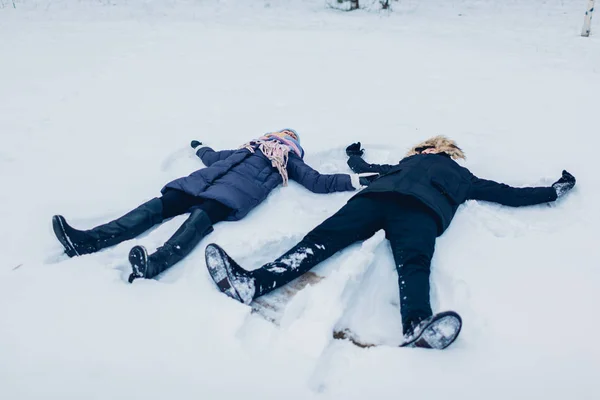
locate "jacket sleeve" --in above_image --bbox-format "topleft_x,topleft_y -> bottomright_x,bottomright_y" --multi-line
347,155 -> 396,174
196,147 -> 236,167
287,156 -> 355,194
468,175 -> 558,207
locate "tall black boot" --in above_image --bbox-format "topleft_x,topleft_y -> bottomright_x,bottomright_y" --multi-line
205,240 -> 329,304
52,198 -> 164,257
128,208 -> 214,283
251,240 -> 330,298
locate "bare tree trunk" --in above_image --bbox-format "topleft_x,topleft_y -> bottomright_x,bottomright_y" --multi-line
350,0 -> 359,10
380,0 -> 390,9
581,0 -> 595,37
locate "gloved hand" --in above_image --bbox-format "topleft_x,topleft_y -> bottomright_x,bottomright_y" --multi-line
552,170 -> 576,198
359,173 -> 379,186
351,173 -> 379,189
190,140 -> 203,149
346,142 -> 364,157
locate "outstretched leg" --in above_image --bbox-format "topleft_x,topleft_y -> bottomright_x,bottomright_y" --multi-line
129,193 -> 232,282
384,195 -> 439,336
52,198 -> 164,257
207,195 -> 386,303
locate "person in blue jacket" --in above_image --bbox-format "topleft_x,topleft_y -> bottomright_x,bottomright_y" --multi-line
205,136 -> 576,341
52,129 -> 374,283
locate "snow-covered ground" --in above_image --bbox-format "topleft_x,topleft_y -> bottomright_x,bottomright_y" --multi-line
1,1 -> 599,399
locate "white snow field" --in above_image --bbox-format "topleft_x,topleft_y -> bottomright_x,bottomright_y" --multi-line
1,1 -> 599,399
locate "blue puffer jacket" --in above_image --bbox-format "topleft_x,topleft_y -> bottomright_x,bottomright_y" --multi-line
163,146 -> 355,221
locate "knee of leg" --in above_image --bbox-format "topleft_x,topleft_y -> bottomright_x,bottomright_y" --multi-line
302,232 -> 324,248
396,252 -> 431,272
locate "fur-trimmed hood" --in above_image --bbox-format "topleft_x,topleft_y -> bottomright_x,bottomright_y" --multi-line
405,136 -> 465,160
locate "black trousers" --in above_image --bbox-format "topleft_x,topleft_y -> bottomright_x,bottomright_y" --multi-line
160,189 -> 232,224
253,193 -> 439,329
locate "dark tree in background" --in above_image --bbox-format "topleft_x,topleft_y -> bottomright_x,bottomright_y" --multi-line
333,0 -> 393,11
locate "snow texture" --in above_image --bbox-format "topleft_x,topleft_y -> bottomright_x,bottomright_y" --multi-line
276,247 -> 314,270
1,1 -> 599,400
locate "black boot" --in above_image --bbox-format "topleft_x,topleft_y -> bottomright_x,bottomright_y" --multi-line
52,198 -> 163,257
205,244 -> 256,304
251,240 -> 330,298
400,311 -> 462,350
128,208 -> 214,283
205,240 -> 328,304
402,315 -> 428,338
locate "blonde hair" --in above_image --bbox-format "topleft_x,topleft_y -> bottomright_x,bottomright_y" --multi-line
406,136 -> 465,160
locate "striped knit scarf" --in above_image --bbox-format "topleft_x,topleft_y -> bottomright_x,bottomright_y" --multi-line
241,139 -> 292,186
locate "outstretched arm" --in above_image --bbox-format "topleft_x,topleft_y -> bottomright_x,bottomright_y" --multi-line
467,170 -> 575,207
191,141 -> 236,167
347,156 -> 396,175
287,155 -> 355,194
345,142 -> 396,174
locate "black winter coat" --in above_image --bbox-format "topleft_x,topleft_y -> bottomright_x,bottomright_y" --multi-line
348,153 -> 557,235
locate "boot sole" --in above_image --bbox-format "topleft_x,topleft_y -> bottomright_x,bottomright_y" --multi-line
401,311 -> 462,350
205,244 -> 246,303
128,246 -> 148,283
52,215 -> 79,257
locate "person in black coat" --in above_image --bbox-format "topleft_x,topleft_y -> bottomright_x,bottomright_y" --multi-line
52,129 -> 373,283
205,136 -> 576,338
